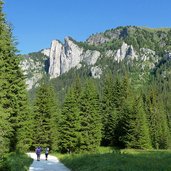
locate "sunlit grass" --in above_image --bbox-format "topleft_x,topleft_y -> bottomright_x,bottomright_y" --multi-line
0,151 -> 33,171
56,148 -> 171,171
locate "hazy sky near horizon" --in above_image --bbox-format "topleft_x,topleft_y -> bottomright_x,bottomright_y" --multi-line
4,0 -> 171,54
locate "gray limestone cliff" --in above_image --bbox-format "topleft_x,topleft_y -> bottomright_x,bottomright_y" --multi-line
48,40 -> 63,78
42,39 -> 140,80
105,42 -> 137,62
44,37 -> 101,79
21,38 -> 159,90
20,37 -> 162,90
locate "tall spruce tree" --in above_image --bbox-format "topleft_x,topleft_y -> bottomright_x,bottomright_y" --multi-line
16,97 -> 34,152
113,77 -> 126,110
122,96 -> 151,149
101,75 -> 117,146
79,80 -> 102,152
48,85 -> 61,152
33,83 -> 60,149
0,1 -> 31,151
144,87 -> 170,149
59,87 -> 80,153
113,76 -> 130,148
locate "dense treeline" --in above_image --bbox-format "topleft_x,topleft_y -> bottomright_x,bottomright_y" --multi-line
2,64 -> 171,154
53,73 -> 170,152
29,70 -> 171,153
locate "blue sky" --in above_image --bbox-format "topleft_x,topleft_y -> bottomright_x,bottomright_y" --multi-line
4,0 -> 171,54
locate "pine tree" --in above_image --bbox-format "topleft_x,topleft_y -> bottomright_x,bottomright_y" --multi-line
100,75 -> 117,146
79,80 -> 102,152
104,109 -> 118,146
0,104 -> 12,155
0,1 -> 31,151
16,100 -> 34,152
113,77 -> 125,110
59,87 -> 80,153
33,83 -> 57,149
112,76 -> 130,148
144,87 -> 170,149
33,83 -> 60,151
0,0 -> 14,152
48,85 -> 61,152
122,96 -> 151,149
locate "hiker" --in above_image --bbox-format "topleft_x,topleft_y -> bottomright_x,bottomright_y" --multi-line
35,146 -> 41,161
45,147 -> 49,160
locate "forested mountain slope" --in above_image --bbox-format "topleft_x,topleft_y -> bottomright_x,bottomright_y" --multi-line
20,26 -> 171,151
21,26 -> 171,88
21,26 -> 171,97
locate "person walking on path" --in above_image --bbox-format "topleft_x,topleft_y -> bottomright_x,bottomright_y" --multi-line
45,147 -> 49,160
35,146 -> 41,161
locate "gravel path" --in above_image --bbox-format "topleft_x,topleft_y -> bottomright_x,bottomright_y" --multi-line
27,152 -> 70,171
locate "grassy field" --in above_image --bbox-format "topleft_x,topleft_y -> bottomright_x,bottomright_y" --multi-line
0,151 -> 33,171
57,148 -> 171,171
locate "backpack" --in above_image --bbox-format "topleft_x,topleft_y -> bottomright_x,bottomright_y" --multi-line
36,148 -> 41,154
45,148 -> 49,154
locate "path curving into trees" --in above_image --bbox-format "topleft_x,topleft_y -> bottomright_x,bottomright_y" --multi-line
27,152 -> 70,171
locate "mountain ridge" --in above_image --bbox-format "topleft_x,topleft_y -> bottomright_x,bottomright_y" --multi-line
20,26 -> 171,90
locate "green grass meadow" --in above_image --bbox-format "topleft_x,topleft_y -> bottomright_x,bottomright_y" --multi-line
0,152 -> 33,171
57,148 -> 171,171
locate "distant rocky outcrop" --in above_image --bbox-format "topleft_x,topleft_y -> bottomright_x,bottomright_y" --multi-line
105,42 -> 137,62
41,39 -> 139,80
20,39 -> 158,89
42,37 -> 101,79
139,48 -> 156,61
91,66 -> 102,78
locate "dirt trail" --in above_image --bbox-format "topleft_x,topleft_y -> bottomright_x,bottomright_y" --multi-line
27,152 -> 70,171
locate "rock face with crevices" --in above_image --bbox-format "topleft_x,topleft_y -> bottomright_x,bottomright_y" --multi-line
60,37 -> 84,75
48,40 -> 63,78
44,37 -> 101,79
42,39 -> 137,79
115,42 -> 137,61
